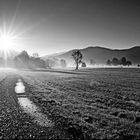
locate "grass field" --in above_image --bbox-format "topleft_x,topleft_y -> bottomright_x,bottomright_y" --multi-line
0,68 -> 140,139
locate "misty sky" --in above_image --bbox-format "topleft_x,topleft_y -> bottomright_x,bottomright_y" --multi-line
0,0 -> 140,56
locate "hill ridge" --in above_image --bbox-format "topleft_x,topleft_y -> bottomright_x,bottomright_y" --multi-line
42,46 -> 140,66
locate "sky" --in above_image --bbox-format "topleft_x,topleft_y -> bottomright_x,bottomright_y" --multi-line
0,0 -> 140,56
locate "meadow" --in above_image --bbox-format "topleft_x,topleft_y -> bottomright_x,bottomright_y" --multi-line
20,68 -> 140,139
0,68 -> 140,139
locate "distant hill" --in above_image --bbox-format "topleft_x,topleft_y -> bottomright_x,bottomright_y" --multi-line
43,52 -> 65,59
42,46 -> 140,66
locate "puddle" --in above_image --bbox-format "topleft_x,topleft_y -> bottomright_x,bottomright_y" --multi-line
15,79 -> 53,127
15,79 -> 25,93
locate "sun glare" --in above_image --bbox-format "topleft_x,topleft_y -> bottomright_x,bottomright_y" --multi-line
0,34 -> 14,51
0,27 -> 18,60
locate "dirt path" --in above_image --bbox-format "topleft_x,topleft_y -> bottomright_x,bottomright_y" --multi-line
0,74 -> 69,139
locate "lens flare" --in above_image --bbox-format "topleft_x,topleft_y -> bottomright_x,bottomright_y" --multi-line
0,34 -> 14,51
0,26 -> 18,61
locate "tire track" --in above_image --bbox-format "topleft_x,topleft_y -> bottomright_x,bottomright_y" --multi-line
0,74 -> 53,127
0,74 -> 70,139
15,78 -> 53,127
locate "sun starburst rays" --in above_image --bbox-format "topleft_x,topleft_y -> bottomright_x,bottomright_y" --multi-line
0,19 -> 34,59
0,0 -> 44,66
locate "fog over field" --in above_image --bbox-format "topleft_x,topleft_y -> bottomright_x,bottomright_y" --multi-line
0,0 -> 140,139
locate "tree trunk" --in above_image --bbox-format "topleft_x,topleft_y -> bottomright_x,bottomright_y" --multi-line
76,62 -> 78,70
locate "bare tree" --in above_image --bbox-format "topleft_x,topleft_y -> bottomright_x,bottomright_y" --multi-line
72,50 -> 83,70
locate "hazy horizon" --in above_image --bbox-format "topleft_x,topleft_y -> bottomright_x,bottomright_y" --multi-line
0,0 -> 140,56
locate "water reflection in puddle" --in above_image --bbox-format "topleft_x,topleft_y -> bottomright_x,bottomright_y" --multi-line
15,79 -> 25,93
15,79 -> 53,127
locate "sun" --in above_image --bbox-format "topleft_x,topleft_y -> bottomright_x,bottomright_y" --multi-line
0,34 -> 14,51
0,30 -> 17,60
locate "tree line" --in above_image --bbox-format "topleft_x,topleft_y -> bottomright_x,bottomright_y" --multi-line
106,57 -> 132,66
0,50 -> 135,69
0,51 -> 67,69
71,50 -> 134,69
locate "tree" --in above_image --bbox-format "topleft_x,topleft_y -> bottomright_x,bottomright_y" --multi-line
106,59 -> 111,65
14,51 -> 30,68
32,57 -> 46,68
33,53 -> 39,58
126,61 -> 132,66
45,58 -> 59,68
14,51 -> 46,69
72,50 -> 83,70
112,58 -> 119,65
45,59 -> 52,68
121,57 -> 127,66
60,59 -> 67,68
90,59 -> 96,65
82,62 -> 86,67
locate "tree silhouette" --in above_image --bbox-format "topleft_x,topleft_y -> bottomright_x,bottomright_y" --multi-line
72,50 -> 83,70
126,61 -> 132,66
14,51 -> 46,69
33,53 -> 39,58
45,58 -> 59,68
14,51 -> 30,68
106,59 -> 111,65
45,59 -> 52,68
32,57 -> 46,68
90,59 -> 96,65
82,62 -> 86,67
112,58 -> 119,65
106,57 -> 133,67
121,57 -> 127,66
60,59 -> 67,68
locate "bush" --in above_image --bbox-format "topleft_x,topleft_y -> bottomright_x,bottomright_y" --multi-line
82,62 -> 86,67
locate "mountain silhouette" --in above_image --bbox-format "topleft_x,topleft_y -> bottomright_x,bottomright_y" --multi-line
42,46 -> 140,66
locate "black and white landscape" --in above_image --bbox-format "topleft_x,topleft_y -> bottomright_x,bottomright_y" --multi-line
0,0 -> 140,139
